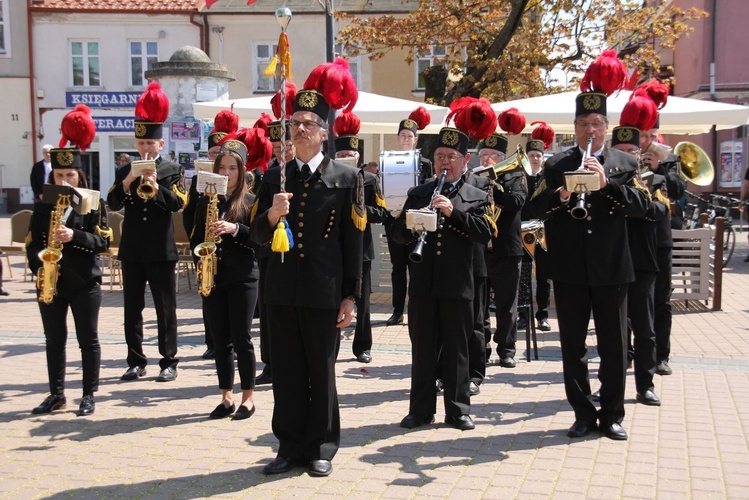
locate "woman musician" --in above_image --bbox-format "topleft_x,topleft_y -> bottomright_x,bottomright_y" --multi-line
27,105 -> 110,417
190,129 -> 271,420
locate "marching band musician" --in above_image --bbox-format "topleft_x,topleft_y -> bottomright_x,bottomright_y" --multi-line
27,105 -> 110,417
530,51 -> 650,440
107,82 -> 188,383
183,107 -> 240,361
639,108 -> 685,376
392,98 -> 494,431
384,107 -> 433,327
333,112 -> 389,365
251,59 -> 364,477
190,129 -> 271,420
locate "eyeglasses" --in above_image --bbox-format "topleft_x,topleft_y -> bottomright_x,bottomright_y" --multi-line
290,120 -> 323,130
575,120 -> 607,130
434,153 -> 464,163
480,152 -> 505,161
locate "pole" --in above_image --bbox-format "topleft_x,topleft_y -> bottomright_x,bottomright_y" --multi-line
325,0 -> 336,155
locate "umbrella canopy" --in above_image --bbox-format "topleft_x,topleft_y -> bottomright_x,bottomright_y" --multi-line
491,91 -> 749,135
193,91 -> 449,134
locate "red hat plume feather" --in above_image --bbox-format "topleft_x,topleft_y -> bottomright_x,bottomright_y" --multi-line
408,106 -> 431,130
253,112 -> 273,134
59,104 -> 96,152
333,112 -> 361,137
632,79 -> 669,110
620,91 -> 658,132
446,97 -> 497,141
271,82 -> 298,119
303,58 -> 358,113
580,50 -> 628,97
135,82 -> 169,122
212,103 -> 239,135
238,127 -> 273,173
497,107 -> 526,135
530,121 -> 555,149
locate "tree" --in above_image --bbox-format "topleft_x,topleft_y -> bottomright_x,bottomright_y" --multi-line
337,0 -> 708,105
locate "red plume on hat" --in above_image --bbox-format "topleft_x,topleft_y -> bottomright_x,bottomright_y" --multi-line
446,96 -> 497,141
580,50 -> 628,97
531,121 -> 555,149
135,82 -> 169,122
408,106 -> 431,130
211,103 -> 239,135
620,88 -> 659,132
497,107 -> 526,135
333,112 -> 361,137
271,82 -> 298,119
303,58 -> 358,113
59,104 -> 96,152
632,79 -> 669,110
253,112 -> 273,135
238,127 -> 273,173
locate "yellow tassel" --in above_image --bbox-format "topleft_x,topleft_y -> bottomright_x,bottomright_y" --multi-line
271,221 -> 290,252
279,33 -> 292,80
484,213 -> 498,238
96,225 -> 114,241
264,55 -> 279,77
375,194 -> 387,208
351,206 -> 367,231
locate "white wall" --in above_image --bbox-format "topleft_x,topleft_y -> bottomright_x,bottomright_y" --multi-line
0,77 -> 34,192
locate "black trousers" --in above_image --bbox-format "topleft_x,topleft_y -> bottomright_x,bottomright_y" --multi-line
267,305 -> 340,461
204,280 -> 258,391
534,247 -> 551,320
353,260 -> 373,356
38,282 -> 101,396
654,247 -> 673,362
488,255 -> 521,358
201,300 -> 214,350
257,257 -> 271,375
628,270 -> 657,394
121,260 -> 178,370
469,276 -> 488,384
554,281 -> 627,426
408,296 -> 472,418
385,226 -> 408,314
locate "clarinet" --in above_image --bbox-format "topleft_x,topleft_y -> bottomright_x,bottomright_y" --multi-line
570,135 -> 594,220
409,169 -> 448,264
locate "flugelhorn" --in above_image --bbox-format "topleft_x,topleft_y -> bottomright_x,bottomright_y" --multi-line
674,141 -> 714,186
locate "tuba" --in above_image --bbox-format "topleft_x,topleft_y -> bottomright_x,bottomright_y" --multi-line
37,193 -> 71,304
674,141 -> 715,186
193,183 -> 221,297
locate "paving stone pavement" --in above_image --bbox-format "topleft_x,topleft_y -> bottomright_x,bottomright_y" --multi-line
1,215 -> 749,499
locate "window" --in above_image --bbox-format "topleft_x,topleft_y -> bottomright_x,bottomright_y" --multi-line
254,43 -> 281,92
70,41 -> 100,87
0,0 -> 9,56
129,41 -> 158,88
415,44 -> 446,90
335,43 -> 360,88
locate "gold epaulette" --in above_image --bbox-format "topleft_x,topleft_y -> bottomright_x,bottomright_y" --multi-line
172,183 -> 189,210
352,171 -> 367,231
632,176 -> 652,201
655,188 -> 671,214
484,213 -> 498,238
375,193 -> 387,208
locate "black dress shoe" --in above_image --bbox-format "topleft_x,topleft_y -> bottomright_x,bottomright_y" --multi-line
232,404 -> 256,420
385,312 -> 404,326
263,456 -> 303,475
567,420 -> 596,438
255,372 -> 273,385
636,389 -> 661,406
120,366 -> 146,381
32,394 -> 66,414
445,414 -> 475,430
469,381 -> 480,396
538,318 -> 551,331
591,390 -> 600,402
601,422 -> 628,440
309,459 -> 333,477
655,360 -> 672,375
155,366 -> 177,382
78,395 -> 95,417
202,348 -> 215,359
209,402 -> 235,419
356,351 -> 372,364
399,413 -> 434,429
499,357 -> 517,368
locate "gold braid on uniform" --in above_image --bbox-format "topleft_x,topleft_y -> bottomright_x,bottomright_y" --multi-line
95,203 -> 113,241
351,170 -> 367,231
250,197 -> 260,222
172,180 -> 189,210
655,187 -> 671,214
484,183 -> 499,237
375,177 -> 387,208
631,176 -> 652,201
530,178 -> 547,201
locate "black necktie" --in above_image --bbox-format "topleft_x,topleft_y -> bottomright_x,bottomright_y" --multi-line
301,164 -> 312,181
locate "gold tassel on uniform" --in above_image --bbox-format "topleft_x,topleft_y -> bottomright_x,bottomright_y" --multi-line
271,221 -> 291,252
351,171 -> 367,231
96,225 -> 113,241
484,213 -> 498,237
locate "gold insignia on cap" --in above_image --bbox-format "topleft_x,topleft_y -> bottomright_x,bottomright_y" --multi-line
298,91 -> 318,109
583,94 -> 602,111
269,126 -> 283,141
223,139 -> 243,151
442,130 -> 459,147
134,123 -> 147,138
485,136 -> 498,148
350,137 -> 359,149
403,119 -> 416,130
211,132 -> 227,142
617,128 -> 633,142
528,140 -> 544,150
56,150 -> 74,167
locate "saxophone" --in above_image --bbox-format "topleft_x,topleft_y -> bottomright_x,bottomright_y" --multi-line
37,194 -> 72,304
193,183 -> 221,297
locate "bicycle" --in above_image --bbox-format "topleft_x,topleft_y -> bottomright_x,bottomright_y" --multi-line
683,191 -> 736,268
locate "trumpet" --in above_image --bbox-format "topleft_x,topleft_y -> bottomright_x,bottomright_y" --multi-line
131,157 -> 157,200
570,136 -> 594,220
409,169 -> 448,264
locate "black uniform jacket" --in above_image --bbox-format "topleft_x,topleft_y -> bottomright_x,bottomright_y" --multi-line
627,184 -> 669,273
464,170 -> 493,279
183,173 -> 201,239
190,193 -> 259,286
486,169 -> 527,259
30,161 -> 47,201
521,172 -> 544,222
363,171 -> 390,262
653,154 -> 686,242
251,156 -> 364,309
531,146 -> 649,287
107,158 -> 187,262
391,179 -> 492,301
27,201 -> 110,296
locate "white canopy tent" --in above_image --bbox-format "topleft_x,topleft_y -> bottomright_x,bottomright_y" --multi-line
192,91 -> 449,135
491,91 -> 749,135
